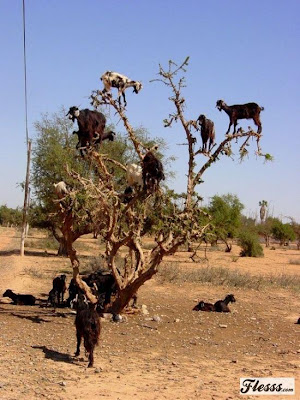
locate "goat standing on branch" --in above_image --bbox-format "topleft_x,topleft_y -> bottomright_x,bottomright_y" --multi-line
142,148 -> 165,192
197,114 -> 215,152
100,71 -> 143,107
216,100 -> 264,135
66,106 -> 115,156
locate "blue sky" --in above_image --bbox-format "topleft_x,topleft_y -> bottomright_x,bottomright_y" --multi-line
1,0 -> 299,221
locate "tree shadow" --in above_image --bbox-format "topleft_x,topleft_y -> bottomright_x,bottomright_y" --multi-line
11,312 -> 52,324
32,345 -> 75,364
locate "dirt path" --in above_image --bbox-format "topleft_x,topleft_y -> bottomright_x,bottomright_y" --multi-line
0,228 -> 299,400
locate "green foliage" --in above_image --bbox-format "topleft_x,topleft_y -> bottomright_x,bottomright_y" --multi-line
271,219 -> 296,245
0,205 -> 23,226
207,194 -> 244,248
238,230 -> 264,257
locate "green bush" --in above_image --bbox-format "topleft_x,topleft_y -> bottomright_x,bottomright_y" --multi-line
238,230 -> 264,257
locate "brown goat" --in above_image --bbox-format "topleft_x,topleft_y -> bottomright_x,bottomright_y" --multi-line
216,100 -> 264,135
197,114 -> 215,152
66,107 -> 115,156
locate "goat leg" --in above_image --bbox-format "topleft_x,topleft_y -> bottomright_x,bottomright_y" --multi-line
75,333 -> 81,356
88,348 -> 94,368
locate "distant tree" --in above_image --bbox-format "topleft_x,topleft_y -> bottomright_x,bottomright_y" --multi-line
208,194 -> 244,252
256,216 -> 275,247
238,230 -> 264,257
259,200 -> 268,223
0,205 -> 23,227
271,219 -> 296,246
289,218 -> 300,250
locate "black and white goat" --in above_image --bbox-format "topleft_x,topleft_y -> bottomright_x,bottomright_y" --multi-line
3,289 -> 36,306
100,71 -> 143,107
197,114 -> 215,152
74,293 -> 101,368
216,100 -> 264,135
66,107 -> 115,156
213,294 -> 236,313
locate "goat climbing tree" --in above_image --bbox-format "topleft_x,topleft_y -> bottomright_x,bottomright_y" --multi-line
63,57 -> 269,313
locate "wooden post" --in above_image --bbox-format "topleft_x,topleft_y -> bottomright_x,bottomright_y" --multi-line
20,139 -> 31,256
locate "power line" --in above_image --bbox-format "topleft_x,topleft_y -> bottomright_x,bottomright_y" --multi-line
22,0 -> 29,144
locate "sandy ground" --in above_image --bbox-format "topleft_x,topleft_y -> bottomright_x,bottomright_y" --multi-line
0,227 -> 299,400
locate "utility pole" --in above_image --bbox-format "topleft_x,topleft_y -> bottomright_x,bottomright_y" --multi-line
20,140 -> 31,256
20,0 -> 31,256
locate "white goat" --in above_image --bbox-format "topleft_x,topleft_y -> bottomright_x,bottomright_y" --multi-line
53,181 -> 68,199
126,163 -> 143,188
100,71 -> 142,106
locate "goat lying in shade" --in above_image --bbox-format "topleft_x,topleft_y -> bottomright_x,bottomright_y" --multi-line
3,289 -> 36,306
74,293 -> 101,368
216,100 -> 264,135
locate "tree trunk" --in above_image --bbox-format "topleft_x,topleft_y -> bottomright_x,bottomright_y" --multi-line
57,237 -> 69,256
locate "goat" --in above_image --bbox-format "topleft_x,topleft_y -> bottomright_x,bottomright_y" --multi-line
126,163 -> 143,188
67,270 -> 138,312
193,301 -> 215,312
3,289 -> 36,306
197,114 -> 215,152
214,294 -> 236,313
53,181 -> 68,199
67,270 -> 117,311
141,150 -> 165,192
100,71 -> 142,107
74,293 -> 101,368
216,100 -> 264,135
48,275 -> 67,307
66,107 -> 115,156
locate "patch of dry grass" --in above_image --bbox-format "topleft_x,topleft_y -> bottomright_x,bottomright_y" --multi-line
158,262 -> 300,292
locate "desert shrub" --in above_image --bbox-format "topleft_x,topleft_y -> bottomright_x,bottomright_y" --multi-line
238,230 -> 264,257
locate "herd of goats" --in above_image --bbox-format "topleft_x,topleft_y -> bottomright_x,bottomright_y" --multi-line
1,71 -> 268,368
2,271 -> 237,368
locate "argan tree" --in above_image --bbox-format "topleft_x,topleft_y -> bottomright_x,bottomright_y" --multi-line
62,57 -> 269,312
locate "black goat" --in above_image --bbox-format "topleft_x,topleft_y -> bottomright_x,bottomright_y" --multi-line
197,115 -> 215,152
67,270 -> 117,311
74,293 -> 101,368
66,107 -> 115,156
193,301 -> 215,312
3,289 -> 36,306
214,294 -> 236,313
142,150 -> 165,192
216,100 -> 264,135
48,274 -> 67,307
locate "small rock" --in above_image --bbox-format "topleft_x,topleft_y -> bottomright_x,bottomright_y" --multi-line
219,324 -> 228,328
174,319 -> 180,323
58,381 -> 66,387
152,315 -> 161,322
